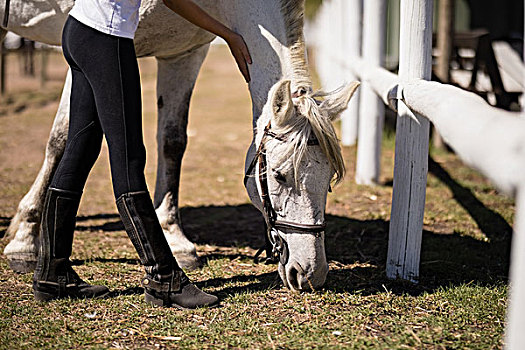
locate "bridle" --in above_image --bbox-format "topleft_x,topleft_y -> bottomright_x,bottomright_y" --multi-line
244,121 -> 327,265
244,121 -> 326,265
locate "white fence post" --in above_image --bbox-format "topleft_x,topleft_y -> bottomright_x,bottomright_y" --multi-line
386,0 -> 433,281
340,0 -> 362,146
506,188 -> 525,349
355,0 -> 386,185
330,0 -> 345,90
314,0 -> 329,90
316,0 -> 340,91
505,22 -> 525,349
332,0 -> 345,89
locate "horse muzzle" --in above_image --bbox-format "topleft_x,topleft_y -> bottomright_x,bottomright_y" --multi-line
277,231 -> 329,291
279,259 -> 329,291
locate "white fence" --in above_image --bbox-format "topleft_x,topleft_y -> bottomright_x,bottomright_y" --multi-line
308,0 -> 525,348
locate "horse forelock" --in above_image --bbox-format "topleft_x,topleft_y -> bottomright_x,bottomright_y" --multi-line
270,95 -> 345,186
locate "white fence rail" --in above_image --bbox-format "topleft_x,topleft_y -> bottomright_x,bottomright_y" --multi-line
347,57 -> 525,197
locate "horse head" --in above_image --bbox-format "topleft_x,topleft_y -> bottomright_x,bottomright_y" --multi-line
246,79 -> 359,291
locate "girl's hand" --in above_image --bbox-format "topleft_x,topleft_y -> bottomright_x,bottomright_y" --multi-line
225,32 -> 252,83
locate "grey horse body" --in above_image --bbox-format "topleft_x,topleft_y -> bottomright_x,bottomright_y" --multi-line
3,0 -> 357,290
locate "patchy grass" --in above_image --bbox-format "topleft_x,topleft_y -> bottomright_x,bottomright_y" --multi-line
0,249 -> 508,349
0,45 -> 514,349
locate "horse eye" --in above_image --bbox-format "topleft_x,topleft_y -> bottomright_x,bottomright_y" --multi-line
274,171 -> 287,184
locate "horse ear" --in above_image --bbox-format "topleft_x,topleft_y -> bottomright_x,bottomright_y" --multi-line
271,80 -> 294,127
320,81 -> 360,121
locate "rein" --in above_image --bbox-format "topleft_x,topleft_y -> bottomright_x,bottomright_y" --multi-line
244,121 -> 326,265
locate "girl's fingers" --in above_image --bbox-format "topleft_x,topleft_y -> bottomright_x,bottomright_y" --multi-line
242,38 -> 252,64
240,40 -> 251,81
236,52 -> 250,82
227,33 -> 252,83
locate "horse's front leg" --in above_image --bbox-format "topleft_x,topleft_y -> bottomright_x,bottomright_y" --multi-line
4,70 -> 72,272
154,45 -> 210,270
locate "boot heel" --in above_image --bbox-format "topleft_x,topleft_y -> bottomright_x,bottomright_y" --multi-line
34,290 -> 57,302
144,290 -> 168,307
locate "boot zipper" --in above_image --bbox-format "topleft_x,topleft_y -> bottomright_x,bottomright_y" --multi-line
121,197 -> 148,263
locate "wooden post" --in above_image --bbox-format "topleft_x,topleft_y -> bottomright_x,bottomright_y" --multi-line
435,0 -> 454,82
387,0 -> 433,282
40,49 -> 49,88
355,0 -> 386,185
0,40 -> 5,96
506,188 -> 525,349
26,41 -> 35,77
340,0 -> 362,146
434,0 -> 455,149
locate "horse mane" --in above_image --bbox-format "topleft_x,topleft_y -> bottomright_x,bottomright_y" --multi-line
280,0 -> 311,91
269,93 -> 346,186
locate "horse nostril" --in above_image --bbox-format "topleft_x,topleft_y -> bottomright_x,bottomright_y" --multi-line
287,264 -> 301,291
287,261 -> 310,291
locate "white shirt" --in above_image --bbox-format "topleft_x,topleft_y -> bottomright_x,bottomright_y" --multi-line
69,0 -> 142,39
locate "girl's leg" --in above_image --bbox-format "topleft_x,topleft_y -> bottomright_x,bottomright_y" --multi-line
49,69 -> 103,192
33,19 -> 109,301
62,17 -> 217,308
58,17 -> 146,198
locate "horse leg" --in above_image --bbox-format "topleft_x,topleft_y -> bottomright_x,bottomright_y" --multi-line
3,70 -> 71,273
154,45 -> 210,270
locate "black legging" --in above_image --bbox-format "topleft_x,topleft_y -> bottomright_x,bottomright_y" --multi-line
51,16 -> 147,198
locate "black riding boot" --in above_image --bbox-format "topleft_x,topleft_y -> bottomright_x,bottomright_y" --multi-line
33,188 -> 110,301
116,191 -> 218,309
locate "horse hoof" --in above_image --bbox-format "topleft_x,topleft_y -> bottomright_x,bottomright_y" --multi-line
174,253 -> 203,271
8,259 -> 36,273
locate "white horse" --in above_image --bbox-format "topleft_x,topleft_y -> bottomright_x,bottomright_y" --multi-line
2,0 -> 358,291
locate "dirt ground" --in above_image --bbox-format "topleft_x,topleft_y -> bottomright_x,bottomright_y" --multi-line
0,45 -> 515,349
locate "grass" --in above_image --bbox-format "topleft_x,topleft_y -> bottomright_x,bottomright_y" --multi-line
0,46 -> 515,349
0,254 -> 508,349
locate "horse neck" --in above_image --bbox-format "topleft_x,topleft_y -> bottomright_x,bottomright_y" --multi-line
222,0 -> 311,125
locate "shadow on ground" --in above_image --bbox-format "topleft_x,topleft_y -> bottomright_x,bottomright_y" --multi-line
2,158 -> 512,296
184,205 -> 510,295
0,216 -> 11,238
428,156 -> 513,242
70,200 -> 510,296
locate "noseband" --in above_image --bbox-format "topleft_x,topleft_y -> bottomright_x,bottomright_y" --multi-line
244,121 -> 326,265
